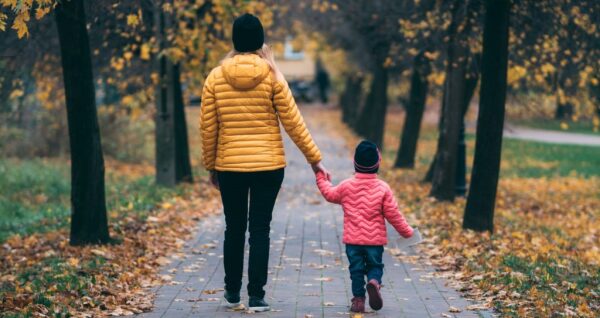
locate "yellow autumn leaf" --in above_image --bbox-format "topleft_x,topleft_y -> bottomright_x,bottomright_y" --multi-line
130,107 -> 141,119
151,72 -> 159,85
162,2 -> 172,13
12,12 -> 30,38
383,57 -> 393,68
140,43 -> 151,60
0,13 -> 7,31
534,73 -> 545,84
126,14 -> 139,27
110,57 -> 125,71
1,0 -> 18,10
424,51 -> 439,60
507,65 -> 526,85
9,88 -> 24,99
35,7 -> 50,20
67,257 -> 80,267
121,95 -> 135,106
166,47 -> 186,62
428,72 -> 445,86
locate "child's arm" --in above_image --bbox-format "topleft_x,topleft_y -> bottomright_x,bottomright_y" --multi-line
382,185 -> 414,238
316,171 -> 343,204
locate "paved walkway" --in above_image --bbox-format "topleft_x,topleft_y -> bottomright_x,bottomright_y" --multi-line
503,126 -> 600,147
136,114 -> 489,317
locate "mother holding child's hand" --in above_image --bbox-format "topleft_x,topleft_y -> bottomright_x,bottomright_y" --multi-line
199,13 -> 329,311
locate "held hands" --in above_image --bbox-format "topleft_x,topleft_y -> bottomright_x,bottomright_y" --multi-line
311,161 -> 332,181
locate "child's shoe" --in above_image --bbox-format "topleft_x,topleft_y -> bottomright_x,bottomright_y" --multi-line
366,279 -> 383,310
350,297 -> 366,312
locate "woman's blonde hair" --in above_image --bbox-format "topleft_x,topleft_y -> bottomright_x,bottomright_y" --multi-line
223,44 -> 286,82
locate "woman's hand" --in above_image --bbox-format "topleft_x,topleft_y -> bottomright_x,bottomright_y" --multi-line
311,162 -> 332,181
209,171 -> 219,190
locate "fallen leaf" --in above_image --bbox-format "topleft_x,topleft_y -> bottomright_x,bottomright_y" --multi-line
449,306 -> 462,313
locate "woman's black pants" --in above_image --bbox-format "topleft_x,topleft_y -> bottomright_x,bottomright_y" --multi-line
217,168 -> 284,299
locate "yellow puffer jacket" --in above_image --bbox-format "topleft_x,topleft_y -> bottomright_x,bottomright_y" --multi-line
200,54 -> 322,172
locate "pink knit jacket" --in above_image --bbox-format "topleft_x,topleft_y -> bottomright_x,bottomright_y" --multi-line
316,172 -> 413,245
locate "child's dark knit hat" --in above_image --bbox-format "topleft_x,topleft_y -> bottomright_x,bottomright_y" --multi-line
354,140 -> 380,174
232,13 -> 264,52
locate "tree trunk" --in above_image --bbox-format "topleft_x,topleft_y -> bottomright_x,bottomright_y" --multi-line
429,1 -> 470,201
455,70 -> 480,195
426,63 -> 478,183
463,0 -> 510,232
155,0 -> 176,187
423,83 -> 447,183
341,75 -> 364,126
554,102 -> 574,120
55,0 -> 110,245
394,53 -> 430,168
554,74 -> 575,120
355,64 -> 388,149
173,64 -> 193,183
591,75 -> 600,117
554,17 -> 578,121
155,0 -> 193,186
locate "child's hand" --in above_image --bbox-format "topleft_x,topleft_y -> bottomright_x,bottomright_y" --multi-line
396,228 -> 422,249
312,162 -> 332,181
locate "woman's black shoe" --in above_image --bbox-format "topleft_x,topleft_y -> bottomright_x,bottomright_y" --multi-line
248,297 -> 270,312
223,290 -> 240,307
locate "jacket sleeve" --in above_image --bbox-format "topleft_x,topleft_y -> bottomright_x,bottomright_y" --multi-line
382,184 -> 414,238
273,80 -> 322,164
316,172 -> 343,204
200,73 -> 218,170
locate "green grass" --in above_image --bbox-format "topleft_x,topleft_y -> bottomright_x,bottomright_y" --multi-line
464,133 -> 600,178
489,254 -> 599,317
498,138 -> 600,178
512,118 -> 599,135
0,159 -> 188,243
0,159 -> 71,242
383,125 -> 600,179
0,158 -> 198,317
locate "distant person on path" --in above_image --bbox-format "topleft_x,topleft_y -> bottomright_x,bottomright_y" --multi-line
199,13 -> 330,312
315,58 -> 330,104
315,140 -> 414,313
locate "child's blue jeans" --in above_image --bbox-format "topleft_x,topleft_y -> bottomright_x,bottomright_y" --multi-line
345,244 -> 384,297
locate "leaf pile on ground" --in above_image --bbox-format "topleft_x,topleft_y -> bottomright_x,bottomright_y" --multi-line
385,174 -> 599,317
0,179 -> 220,317
312,107 -> 599,317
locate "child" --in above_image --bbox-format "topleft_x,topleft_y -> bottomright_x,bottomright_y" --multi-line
315,140 -> 414,313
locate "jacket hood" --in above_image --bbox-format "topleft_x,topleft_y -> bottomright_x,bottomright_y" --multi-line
221,54 -> 271,89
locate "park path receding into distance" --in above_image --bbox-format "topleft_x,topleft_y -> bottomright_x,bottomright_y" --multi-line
134,107 -> 490,318
503,126 -> 600,147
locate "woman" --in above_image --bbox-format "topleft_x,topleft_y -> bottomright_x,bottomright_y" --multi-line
199,13 -> 329,311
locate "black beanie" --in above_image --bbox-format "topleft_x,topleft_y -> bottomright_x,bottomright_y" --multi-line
354,140 -> 380,174
232,13 -> 264,53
